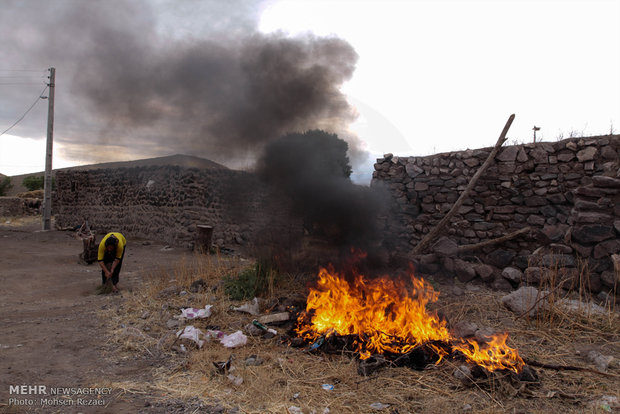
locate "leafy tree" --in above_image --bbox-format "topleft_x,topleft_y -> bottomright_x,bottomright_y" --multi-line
0,176 -> 12,196
22,175 -> 45,191
258,129 -> 353,186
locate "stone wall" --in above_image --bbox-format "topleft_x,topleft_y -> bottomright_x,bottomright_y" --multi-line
0,197 -> 41,216
54,166 -> 299,248
372,135 -> 620,294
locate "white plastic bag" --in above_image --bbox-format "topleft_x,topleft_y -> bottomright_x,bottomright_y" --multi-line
232,297 -> 260,316
180,305 -> 213,319
176,325 -> 205,348
220,330 -> 248,348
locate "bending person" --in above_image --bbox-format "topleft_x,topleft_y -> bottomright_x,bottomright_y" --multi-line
98,232 -> 127,293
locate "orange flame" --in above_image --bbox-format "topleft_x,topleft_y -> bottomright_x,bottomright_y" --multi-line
296,263 -> 524,373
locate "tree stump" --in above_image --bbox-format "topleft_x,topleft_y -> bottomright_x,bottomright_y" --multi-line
81,235 -> 98,264
76,220 -> 97,264
195,225 -> 214,253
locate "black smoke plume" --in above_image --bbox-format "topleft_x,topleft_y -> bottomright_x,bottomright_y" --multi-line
257,130 -> 385,248
0,0 -> 365,168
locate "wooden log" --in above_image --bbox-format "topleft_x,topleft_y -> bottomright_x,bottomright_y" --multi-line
195,225 -> 214,253
523,358 -> 619,378
457,226 -> 532,254
412,114 -> 515,255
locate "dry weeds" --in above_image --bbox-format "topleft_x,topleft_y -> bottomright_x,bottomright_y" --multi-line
0,215 -> 40,226
99,254 -> 620,413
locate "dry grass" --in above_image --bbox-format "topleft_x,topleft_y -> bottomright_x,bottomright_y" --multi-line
99,255 -> 620,413
95,279 -> 115,295
0,215 -> 40,226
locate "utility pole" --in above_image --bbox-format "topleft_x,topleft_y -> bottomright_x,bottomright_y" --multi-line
42,67 -> 55,230
532,125 -> 540,143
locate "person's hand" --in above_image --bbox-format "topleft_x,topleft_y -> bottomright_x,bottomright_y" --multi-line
105,271 -> 112,279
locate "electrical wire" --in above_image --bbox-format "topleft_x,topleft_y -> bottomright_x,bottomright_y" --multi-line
0,84 -> 49,137
0,69 -> 47,84
0,82 -> 45,85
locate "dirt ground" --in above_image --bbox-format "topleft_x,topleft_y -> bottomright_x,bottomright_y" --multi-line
0,217 -> 191,413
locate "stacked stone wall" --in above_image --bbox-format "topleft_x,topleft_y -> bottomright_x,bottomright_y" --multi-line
373,135 -> 620,294
54,166 -> 299,248
0,197 -> 41,216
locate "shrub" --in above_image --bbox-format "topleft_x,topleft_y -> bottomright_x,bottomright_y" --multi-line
0,176 -> 12,196
223,259 -> 278,300
22,175 -> 44,191
22,175 -> 56,191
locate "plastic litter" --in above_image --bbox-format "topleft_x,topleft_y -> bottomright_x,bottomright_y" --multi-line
288,406 -> 303,414
166,319 -> 181,329
213,355 -> 232,374
369,402 -> 390,410
180,305 -> 213,319
205,329 -> 224,340
588,396 -> 619,412
321,384 -> 334,391
244,355 -> 264,366
245,322 -> 265,336
227,374 -> 244,386
220,330 -> 248,348
232,297 -> 260,316
309,337 -> 325,351
252,319 -> 277,336
176,325 -> 205,348
586,350 -> 614,372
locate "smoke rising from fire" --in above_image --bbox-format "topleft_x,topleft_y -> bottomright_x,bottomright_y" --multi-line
0,0 -> 366,168
257,130 -> 386,247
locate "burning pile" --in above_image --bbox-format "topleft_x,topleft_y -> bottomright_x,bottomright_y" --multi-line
295,258 -> 525,374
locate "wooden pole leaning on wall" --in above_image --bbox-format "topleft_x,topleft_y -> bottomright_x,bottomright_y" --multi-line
457,226 -> 532,254
412,114 -> 516,256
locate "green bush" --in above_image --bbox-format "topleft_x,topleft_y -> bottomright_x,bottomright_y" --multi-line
22,175 -> 44,191
22,175 -> 55,191
223,267 -> 260,301
0,176 -> 12,196
223,259 -> 278,300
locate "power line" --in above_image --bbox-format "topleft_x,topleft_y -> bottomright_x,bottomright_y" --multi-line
0,70 -> 45,73
0,82 -> 46,85
0,163 -> 44,168
0,75 -> 46,78
0,84 -> 49,137
0,69 -> 47,84
0,79 -> 46,82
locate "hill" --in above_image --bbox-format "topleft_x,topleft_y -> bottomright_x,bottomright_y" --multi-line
3,154 -> 227,196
